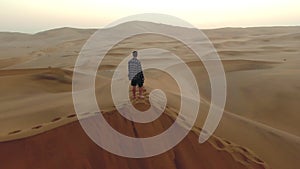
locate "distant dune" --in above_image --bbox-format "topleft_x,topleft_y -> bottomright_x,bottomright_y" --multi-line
0,22 -> 299,169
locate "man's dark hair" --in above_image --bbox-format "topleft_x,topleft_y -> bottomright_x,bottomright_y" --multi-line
132,51 -> 138,57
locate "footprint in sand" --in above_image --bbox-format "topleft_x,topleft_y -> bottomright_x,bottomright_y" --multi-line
213,138 -> 226,149
253,156 -> 264,163
32,125 -> 43,129
223,139 -> 231,145
8,130 -> 21,135
92,112 -> 100,115
79,112 -> 91,116
67,114 -> 77,118
236,146 -> 265,164
51,117 -> 62,122
237,146 -> 249,153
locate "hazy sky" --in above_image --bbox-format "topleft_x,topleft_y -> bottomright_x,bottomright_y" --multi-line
1,0 -> 300,33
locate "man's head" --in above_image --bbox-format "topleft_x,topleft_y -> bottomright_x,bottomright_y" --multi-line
132,51 -> 138,58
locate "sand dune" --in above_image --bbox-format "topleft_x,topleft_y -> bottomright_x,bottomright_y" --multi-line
0,22 -> 300,169
0,104 -> 269,169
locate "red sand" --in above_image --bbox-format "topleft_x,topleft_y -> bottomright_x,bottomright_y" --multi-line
0,106 -> 267,169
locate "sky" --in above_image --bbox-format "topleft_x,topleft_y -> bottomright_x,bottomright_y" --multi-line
1,0 -> 300,33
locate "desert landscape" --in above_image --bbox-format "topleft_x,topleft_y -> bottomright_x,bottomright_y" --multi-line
0,21 -> 299,169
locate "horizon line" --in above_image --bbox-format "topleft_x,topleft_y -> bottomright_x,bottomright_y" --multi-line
1,22 -> 300,35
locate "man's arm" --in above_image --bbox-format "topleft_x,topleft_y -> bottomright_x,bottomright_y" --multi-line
138,61 -> 144,80
128,61 -> 131,80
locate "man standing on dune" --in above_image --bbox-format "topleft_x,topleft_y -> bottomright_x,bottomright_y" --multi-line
128,51 -> 144,99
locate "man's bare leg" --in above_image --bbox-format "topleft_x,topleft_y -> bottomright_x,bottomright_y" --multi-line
138,87 -> 144,98
132,86 -> 136,99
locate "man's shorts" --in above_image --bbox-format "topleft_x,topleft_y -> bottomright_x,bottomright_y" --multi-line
131,72 -> 144,87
